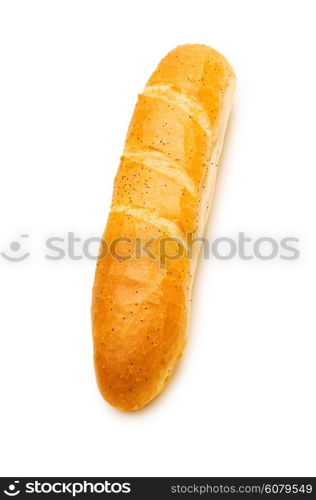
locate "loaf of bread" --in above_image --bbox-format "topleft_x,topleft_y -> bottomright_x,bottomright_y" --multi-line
92,44 -> 236,411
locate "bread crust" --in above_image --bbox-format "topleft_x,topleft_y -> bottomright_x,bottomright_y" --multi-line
92,44 -> 236,411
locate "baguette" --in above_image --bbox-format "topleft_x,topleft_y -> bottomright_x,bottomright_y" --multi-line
92,44 -> 236,411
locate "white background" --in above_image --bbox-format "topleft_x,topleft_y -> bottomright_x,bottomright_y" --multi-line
0,0 -> 315,477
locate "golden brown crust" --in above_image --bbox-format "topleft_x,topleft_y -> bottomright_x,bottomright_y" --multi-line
92,44 -> 236,411
147,44 -> 234,130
